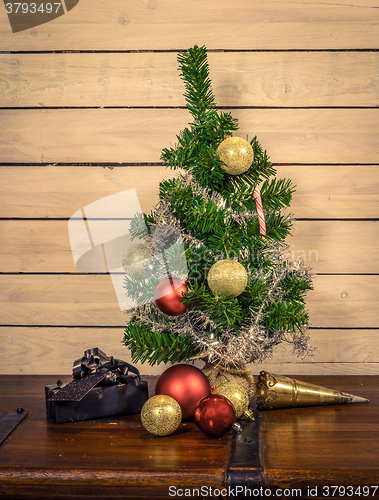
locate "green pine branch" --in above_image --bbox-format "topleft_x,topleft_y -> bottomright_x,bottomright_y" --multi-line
181,282 -> 245,330
177,45 -> 217,123
123,321 -> 196,365
261,178 -> 295,210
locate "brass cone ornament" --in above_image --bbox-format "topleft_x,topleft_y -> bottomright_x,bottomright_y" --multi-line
256,371 -> 369,410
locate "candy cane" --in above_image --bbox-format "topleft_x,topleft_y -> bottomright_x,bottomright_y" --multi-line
253,187 -> 266,236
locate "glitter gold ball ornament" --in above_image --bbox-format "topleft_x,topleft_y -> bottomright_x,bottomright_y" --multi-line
122,243 -> 151,276
154,277 -> 189,316
216,136 -> 254,175
207,259 -> 248,297
141,395 -> 182,436
215,382 -> 250,420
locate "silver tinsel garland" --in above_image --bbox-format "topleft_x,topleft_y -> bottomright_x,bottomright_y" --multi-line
128,171 -> 313,369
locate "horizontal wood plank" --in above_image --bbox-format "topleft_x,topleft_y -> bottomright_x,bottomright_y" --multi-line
1,220 -> 378,274
267,330 -> 379,365
288,221 -> 379,274
284,165 -> 379,219
308,274 -> 379,328
1,0 -> 378,51
2,52 -> 379,108
1,166 -> 378,219
0,166 -> 175,218
0,327 -> 161,376
0,275 -> 377,328
0,327 -> 378,375
1,109 -> 378,164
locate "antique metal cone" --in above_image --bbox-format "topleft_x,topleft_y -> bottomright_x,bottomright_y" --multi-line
256,371 -> 369,410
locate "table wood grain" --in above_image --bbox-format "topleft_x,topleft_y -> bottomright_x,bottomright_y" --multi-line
260,376 -> 379,497
0,375 -> 232,499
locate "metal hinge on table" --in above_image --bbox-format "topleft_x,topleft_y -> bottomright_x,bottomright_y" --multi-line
225,407 -> 265,500
0,408 -> 29,447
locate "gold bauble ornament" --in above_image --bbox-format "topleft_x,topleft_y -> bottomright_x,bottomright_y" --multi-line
141,395 -> 182,436
215,382 -> 253,420
207,259 -> 248,297
122,243 -> 151,276
216,136 -> 254,175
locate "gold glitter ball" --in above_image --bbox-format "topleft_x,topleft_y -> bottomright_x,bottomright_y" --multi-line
122,243 -> 151,276
215,382 -> 249,420
141,395 -> 182,436
216,136 -> 254,175
207,259 -> 248,298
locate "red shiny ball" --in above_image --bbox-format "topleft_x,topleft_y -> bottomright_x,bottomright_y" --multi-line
154,277 -> 189,316
194,394 -> 236,437
155,364 -> 211,420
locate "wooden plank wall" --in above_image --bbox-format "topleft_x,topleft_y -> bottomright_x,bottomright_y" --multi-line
0,0 -> 378,376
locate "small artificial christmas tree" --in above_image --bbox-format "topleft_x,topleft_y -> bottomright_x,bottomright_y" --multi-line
122,45 -> 313,388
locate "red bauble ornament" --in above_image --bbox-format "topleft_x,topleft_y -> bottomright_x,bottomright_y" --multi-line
154,277 -> 189,316
194,394 -> 236,437
155,364 -> 211,420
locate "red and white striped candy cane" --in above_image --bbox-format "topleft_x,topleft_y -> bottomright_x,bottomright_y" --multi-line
253,187 -> 266,236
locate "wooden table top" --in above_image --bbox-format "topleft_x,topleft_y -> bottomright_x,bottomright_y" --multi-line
260,376 -> 379,495
0,375 -> 378,500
